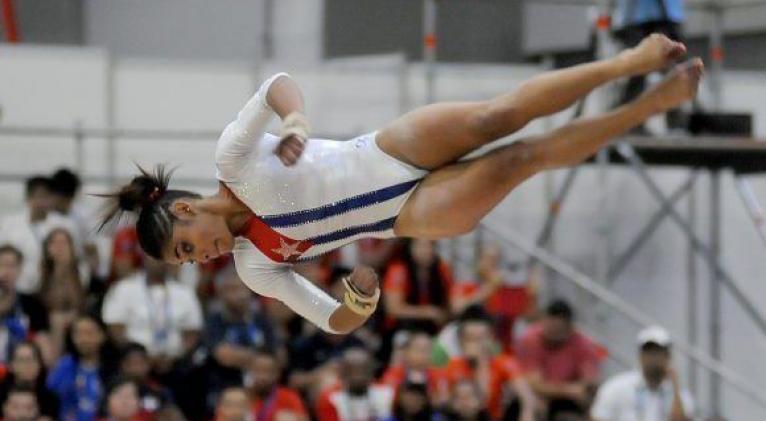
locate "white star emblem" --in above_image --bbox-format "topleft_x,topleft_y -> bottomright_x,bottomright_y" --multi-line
271,238 -> 304,260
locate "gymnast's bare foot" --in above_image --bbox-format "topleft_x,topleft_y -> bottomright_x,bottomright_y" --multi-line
642,58 -> 704,111
618,33 -> 687,76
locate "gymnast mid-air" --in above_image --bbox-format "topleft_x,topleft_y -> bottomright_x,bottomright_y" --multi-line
100,34 -> 702,333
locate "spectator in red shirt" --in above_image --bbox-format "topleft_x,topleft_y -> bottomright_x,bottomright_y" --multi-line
516,299 -> 601,421
450,245 -> 539,353
1,385 -> 40,421
213,387 -> 249,421
316,348 -> 394,421
248,350 -> 307,421
445,308 -> 536,421
380,332 -> 447,405
109,226 -> 142,284
383,240 -> 454,335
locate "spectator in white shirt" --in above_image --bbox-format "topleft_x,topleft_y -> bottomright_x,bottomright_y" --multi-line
0,176 -> 78,294
101,255 -> 203,373
591,326 -> 694,421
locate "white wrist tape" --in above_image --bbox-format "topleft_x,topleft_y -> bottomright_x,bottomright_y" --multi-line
342,276 -> 380,317
280,112 -> 310,142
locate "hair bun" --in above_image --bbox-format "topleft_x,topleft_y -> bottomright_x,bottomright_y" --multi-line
117,175 -> 163,212
96,164 -> 173,232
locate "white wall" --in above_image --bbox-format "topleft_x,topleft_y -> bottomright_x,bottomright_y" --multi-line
1,44 -> 766,419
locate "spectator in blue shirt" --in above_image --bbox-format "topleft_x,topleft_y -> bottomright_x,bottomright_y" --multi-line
613,0 -> 687,133
47,315 -> 115,421
205,264 -> 281,412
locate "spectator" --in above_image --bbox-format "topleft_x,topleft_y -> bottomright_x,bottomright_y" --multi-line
97,378 -> 142,421
0,245 -> 51,365
109,225 -> 142,284
384,373 -> 440,421
118,343 -> 174,419
0,176 -> 77,294
516,300 -> 601,421
383,239 -> 454,335
247,350 -> 307,421
0,342 -> 58,419
47,315 -> 115,421
380,332 -> 447,404
206,264 -> 281,400
612,0 -> 686,133
1,386 -> 40,421
102,256 -> 203,370
316,347 -> 394,421
450,245 -> 539,352
355,239 -> 404,272
591,326 -> 694,421
213,387 -> 249,421
39,229 -> 89,359
445,308 -> 536,421
48,169 -> 89,245
287,320 -> 366,400
444,380 -> 490,421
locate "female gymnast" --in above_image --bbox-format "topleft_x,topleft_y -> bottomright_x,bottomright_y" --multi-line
100,34 -> 702,334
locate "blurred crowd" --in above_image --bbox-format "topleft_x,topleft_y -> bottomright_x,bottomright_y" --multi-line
0,168 -> 696,421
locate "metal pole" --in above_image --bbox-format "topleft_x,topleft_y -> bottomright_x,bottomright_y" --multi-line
734,177 -> 766,248
708,1 -> 725,110
423,0 -> 437,104
709,170 -> 722,416
105,53 -> 116,188
616,143 -> 766,336
480,220 -> 766,409
608,171 -> 698,282
74,120 -> 85,175
687,174 -> 699,400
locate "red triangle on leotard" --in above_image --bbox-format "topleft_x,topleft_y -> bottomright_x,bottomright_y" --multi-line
219,182 -> 313,263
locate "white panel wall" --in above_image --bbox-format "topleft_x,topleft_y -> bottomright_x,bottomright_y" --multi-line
2,44 -> 766,419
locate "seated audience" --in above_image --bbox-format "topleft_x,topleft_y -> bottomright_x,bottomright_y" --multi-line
383,373 -> 441,421
0,176 -> 78,294
0,342 -> 58,419
380,331 -> 447,404
591,326 -> 694,421
213,387 -> 249,421
516,300 -> 601,421
97,378 -> 143,421
2,386 -> 41,421
248,350 -> 307,421
118,343 -> 174,419
102,256 -> 203,372
0,246 -> 51,365
383,239 -> 454,335
450,245 -> 539,352
445,308 -> 536,421
47,315 -> 115,421
444,380 -> 491,421
206,264 -> 281,402
39,229 -> 89,360
316,348 -> 394,421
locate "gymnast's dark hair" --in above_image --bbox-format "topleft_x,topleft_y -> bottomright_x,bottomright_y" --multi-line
97,164 -> 200,260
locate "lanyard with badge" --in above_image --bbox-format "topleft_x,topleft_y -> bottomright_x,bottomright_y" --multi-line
75,364 -> 101,417
145,281 -> 173,352
255,388 -> 278,421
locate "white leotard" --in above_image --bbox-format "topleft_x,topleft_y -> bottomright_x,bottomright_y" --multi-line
216,73 -> 426,332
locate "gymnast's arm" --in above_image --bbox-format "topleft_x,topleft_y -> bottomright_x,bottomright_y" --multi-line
240,265 -> 378,334
215,72 -> 307,179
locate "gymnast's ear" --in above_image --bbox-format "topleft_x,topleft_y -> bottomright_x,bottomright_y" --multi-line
190,196 -> 231,216
169,199 -> 198,219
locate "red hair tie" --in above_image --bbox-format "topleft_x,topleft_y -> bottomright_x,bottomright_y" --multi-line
148,187 -> 162,202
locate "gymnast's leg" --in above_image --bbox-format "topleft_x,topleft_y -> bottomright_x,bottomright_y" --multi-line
394,59 -> 703,238
377,34 -> 686,170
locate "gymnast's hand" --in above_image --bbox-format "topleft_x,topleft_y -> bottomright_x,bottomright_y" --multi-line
276,112 -> 310,166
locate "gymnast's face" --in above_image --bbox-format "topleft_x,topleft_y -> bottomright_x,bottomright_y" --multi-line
164,199 -> 236,265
